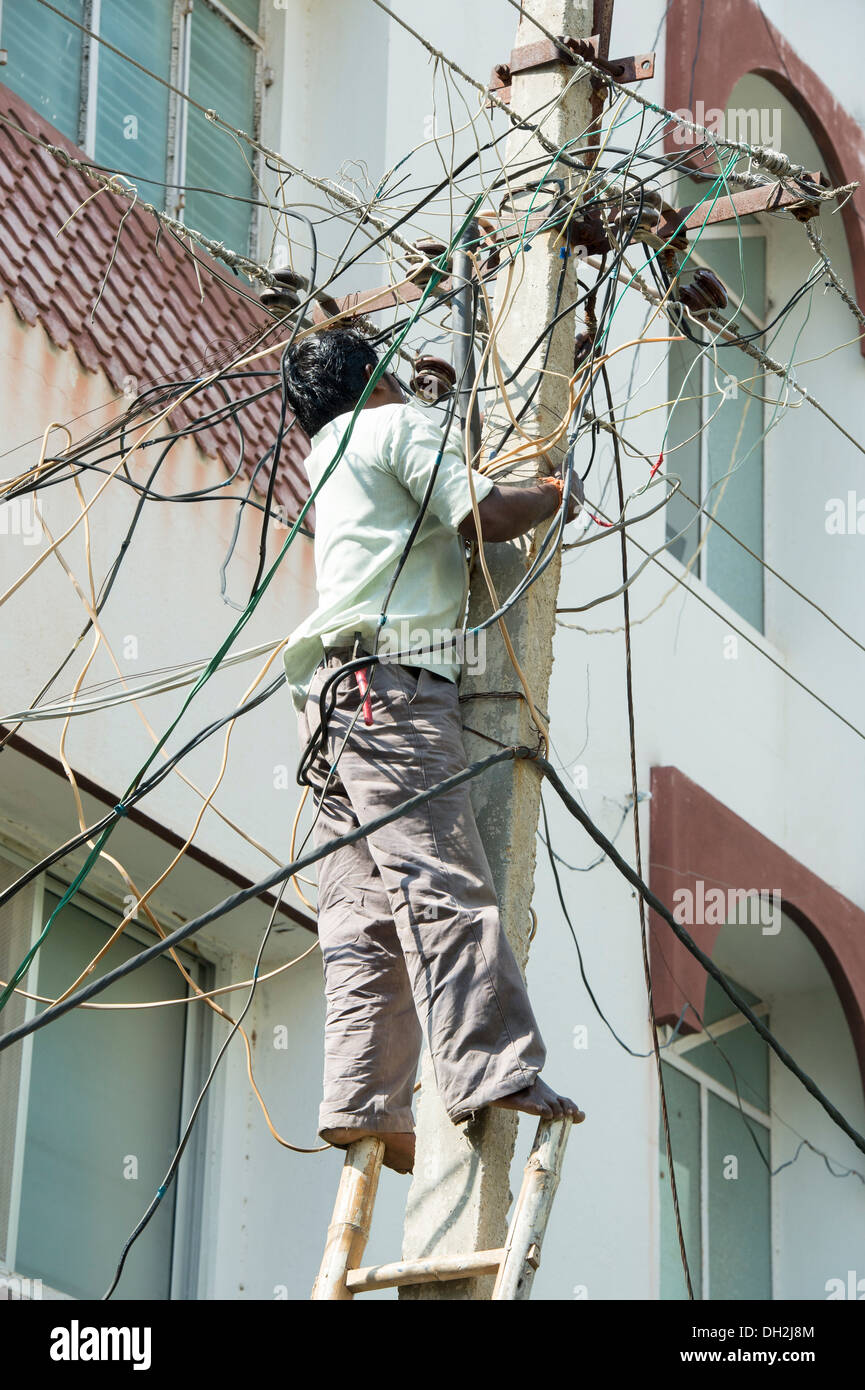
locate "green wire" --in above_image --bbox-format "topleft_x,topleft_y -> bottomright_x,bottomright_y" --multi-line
2,141 -> 793,1011
0,197 -> 486,1016
600,150 -> 741,352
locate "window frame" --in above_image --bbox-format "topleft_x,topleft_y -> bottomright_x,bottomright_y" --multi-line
4,0 -> 266,257
0,846 -> 213,1301
166,0 -> 265,256
665,220 -> 768,630
659,1007 -> 774,1301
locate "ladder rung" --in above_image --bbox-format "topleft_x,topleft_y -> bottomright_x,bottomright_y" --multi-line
346,1248 -> 506,1292
313,1117 -> 575,1298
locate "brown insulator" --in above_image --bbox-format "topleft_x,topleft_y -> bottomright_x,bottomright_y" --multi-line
476,215 -> 501,274
410,355 -> 457,403
574,332 -> 594,370
566,207 -> 610,259
678,267 -> 728,318
260,267 -> 308,316
407,238 -> 451,285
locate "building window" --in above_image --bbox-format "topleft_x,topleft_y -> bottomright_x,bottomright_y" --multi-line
1,0 -> 263,255
665,193 -> 766,632
91,0 -> 175,211
659,975 -> 772,1299
0,855 -> 211,1300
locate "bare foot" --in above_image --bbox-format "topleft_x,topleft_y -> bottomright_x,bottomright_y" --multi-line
490,1077 -> 585,1124
320,1126 -> 415,1175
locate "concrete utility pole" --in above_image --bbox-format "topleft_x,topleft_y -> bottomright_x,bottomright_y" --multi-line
401,0 -> 595,1300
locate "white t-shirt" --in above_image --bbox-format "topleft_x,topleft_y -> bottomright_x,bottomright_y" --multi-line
283,401 -> 494,711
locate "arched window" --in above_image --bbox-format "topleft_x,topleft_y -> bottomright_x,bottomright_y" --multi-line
660,971 -> 771,1299
651,767 -> 865,1301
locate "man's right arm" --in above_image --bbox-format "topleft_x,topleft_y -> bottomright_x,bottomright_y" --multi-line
380,405 -> 583,543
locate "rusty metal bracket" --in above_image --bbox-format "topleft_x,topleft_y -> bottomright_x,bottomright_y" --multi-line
489,33 -> 654,106
469,169 -> 829,269
310,276 -> 453,327
303,171 -> 828,332
654,170 -> 829,241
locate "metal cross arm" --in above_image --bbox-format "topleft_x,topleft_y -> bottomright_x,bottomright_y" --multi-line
654,169 -> 829,241
488,33 -> 655,105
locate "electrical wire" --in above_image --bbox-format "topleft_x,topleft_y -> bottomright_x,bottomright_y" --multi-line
1,1 -> 863,1302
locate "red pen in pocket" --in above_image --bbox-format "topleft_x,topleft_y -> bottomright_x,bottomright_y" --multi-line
354,665 -> 374,726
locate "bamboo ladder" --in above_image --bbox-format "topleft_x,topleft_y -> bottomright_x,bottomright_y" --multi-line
311,1116 -> 574,1300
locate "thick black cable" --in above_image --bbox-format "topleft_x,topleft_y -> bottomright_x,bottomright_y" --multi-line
537,756 -> 865,1158
0,675 -> 286,912
0,747 -> 524,1053
246,210 -> 318,600
102,875 -> 290,1299
5,744 -> 863,1166
602,356 -> 694,1299
539,792 -> 648,1057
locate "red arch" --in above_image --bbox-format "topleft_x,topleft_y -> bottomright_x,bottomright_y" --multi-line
664,0 -> 865,355
649,765 -> 865,1104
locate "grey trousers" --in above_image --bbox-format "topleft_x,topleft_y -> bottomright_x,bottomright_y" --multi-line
297,653 -> 546,1136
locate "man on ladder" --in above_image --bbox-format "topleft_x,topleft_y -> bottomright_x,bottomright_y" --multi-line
284,327 -> 585,1175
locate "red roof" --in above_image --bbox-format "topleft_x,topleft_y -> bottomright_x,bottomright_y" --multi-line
0,84 -> 310,517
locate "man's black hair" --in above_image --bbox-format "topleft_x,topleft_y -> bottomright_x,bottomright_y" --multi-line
284,328 -> 380,437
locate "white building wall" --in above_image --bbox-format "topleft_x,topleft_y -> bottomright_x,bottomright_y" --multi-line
261,0 -> 865,1300
3,0 -> 864,1301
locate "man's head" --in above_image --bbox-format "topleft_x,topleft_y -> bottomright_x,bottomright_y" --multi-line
284,327 -> 404,437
